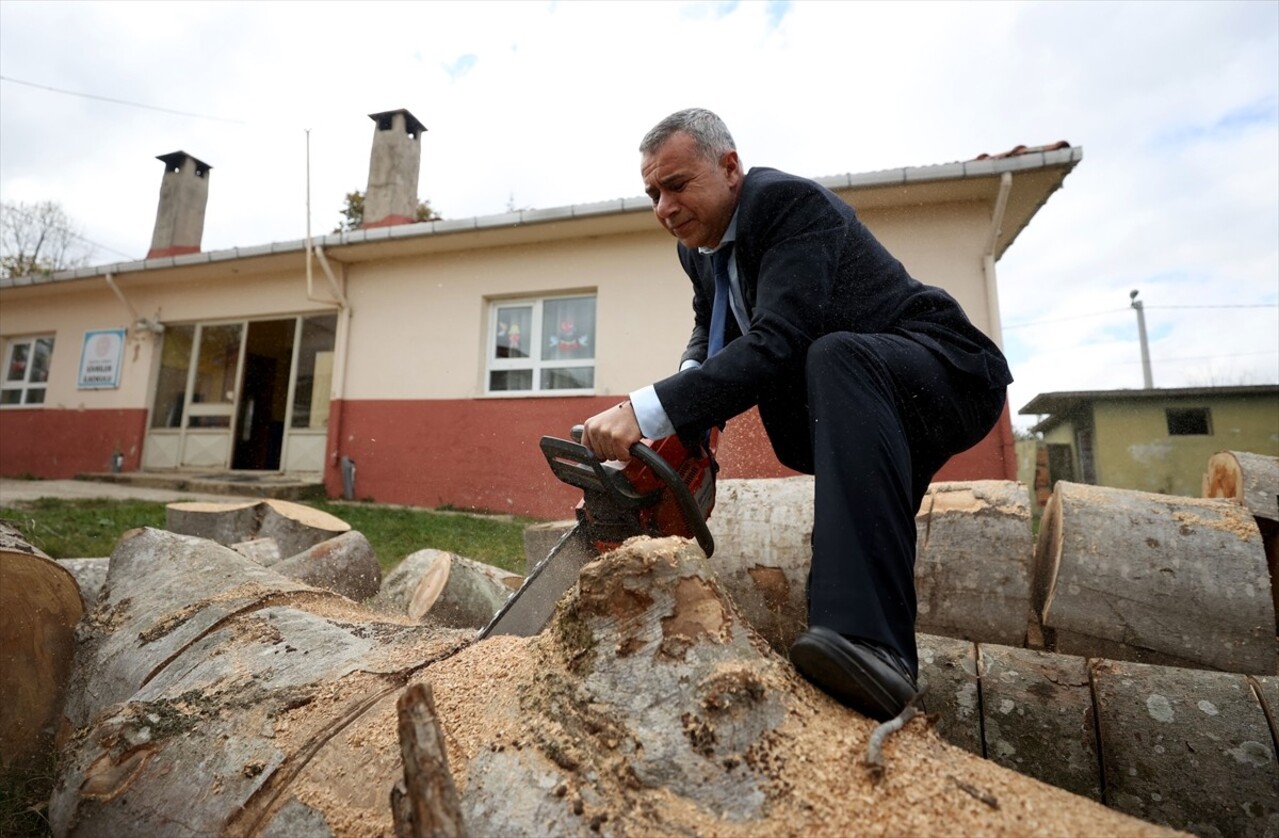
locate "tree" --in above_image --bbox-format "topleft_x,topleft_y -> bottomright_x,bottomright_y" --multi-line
0,200 -> 96,278
332,190 -> 441,233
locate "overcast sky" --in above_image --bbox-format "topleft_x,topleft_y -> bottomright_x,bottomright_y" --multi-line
1,0 -> 1276,429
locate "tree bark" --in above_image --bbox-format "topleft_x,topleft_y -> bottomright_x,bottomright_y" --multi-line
165,498 -> 351,558
704,476 -> 815,653
917,637 -> 1279,836
271,530 -> 382,602
56,557 -> 109,609
915,481 -> 1034,647
1033,481 -> 1274,674
0,524 -> 83,773
392,682 -> 466,838
1092,659 -> 1279,835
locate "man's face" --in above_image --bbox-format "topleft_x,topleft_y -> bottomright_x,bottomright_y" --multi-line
641,131 -> 742,250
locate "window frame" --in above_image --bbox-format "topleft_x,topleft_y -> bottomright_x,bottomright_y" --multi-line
484,293 -> 597,397
1,335 -> 56,409
1166,407 -> 1212,436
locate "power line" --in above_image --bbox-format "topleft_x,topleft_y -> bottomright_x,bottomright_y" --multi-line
0,74 -> 245,124
1136,350 -> 1277,365
1146,304 -> 1278,310
1003,302 -> 1278,330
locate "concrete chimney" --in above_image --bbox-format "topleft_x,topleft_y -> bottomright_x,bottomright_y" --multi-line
363,109 -> 425,229
147,151 -> 211,259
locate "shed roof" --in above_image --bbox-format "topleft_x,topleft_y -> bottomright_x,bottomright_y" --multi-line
1021,385 -> 1279,433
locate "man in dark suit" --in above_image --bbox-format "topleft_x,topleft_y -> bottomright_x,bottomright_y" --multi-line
581,108 -> 1010,721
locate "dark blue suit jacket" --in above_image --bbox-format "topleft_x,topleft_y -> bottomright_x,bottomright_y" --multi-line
652,166 -> 1012,439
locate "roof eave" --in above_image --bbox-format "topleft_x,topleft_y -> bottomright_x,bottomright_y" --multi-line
1,146 -> 1084,290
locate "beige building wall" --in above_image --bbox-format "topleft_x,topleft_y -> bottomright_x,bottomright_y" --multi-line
860,201 -> 993,333
0,266 -> 344,412
342,228 -> 688,401
0,285 -> 146,410
340,198 -> 997,402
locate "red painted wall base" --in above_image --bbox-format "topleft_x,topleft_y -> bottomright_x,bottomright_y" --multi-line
323,398 -> 1015,520
0,409 -> 148,478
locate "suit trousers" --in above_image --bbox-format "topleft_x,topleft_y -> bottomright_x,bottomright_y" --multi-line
756,332 -> 1007,676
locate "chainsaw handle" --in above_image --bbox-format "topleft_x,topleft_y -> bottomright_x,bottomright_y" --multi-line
571,424 -> 715,558
628,442 -> 715,558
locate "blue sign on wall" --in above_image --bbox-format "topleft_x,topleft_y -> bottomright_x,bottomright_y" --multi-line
77,329 -> 126,389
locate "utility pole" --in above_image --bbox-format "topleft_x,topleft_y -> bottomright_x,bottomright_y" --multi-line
1130,289 -> 1153,389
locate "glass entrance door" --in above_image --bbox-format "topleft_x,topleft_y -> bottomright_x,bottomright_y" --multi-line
143,314 -> 336,472
144,322 -> 244,469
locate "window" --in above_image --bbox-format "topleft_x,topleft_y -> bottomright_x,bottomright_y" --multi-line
1167,407 -> 1211,436
1,336 -> 54,407
487,295 -> 595,394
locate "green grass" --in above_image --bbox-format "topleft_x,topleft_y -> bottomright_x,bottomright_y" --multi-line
0,498 -> 534,574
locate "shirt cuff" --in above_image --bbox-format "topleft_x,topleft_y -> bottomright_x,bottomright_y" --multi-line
629,384 -> 677,440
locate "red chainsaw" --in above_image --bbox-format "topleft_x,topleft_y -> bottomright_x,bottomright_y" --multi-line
480,426 -> 716,638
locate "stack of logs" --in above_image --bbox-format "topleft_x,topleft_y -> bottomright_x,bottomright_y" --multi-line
1,449 -> 1275,836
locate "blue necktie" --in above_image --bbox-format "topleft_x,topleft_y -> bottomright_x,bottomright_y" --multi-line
707,244 -> 734,357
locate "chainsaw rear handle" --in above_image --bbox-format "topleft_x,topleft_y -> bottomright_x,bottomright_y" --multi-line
567,425 -> 715,558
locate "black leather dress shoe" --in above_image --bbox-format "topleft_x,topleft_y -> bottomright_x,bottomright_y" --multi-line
789,626 -> 918,721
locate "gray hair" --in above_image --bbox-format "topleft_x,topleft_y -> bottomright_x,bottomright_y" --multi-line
639,108 -> 736,161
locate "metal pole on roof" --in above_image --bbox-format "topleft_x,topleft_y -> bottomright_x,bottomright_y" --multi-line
1130,289 -> 1154,389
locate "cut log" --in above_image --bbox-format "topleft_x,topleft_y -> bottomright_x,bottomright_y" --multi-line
915,481 -> 1033,647
521,519 -> 575,573
1205,450 -> 1279,628
1034,482 -> 1274,674
1204,450 -> 1279,524
0,520 -> 51,558
707,477 -> 1034,652
705,476 -> 814,652
49,526 -> 471,837
1092,658 -> 1279,836
375,548 -> 521,628
916,633 -> 982,756
56,557 -> 109,609
162,498 -> 261,544
270,530 -> 382,602
0,524 -> 83,774
165,498 -> 350,557
977,644 -> 1100,802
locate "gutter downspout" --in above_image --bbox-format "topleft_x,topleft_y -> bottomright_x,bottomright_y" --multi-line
982,172 -> 1013,349
313,244 -> 352,484
982,172 -> 1016,480
103,272 -> 141,325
